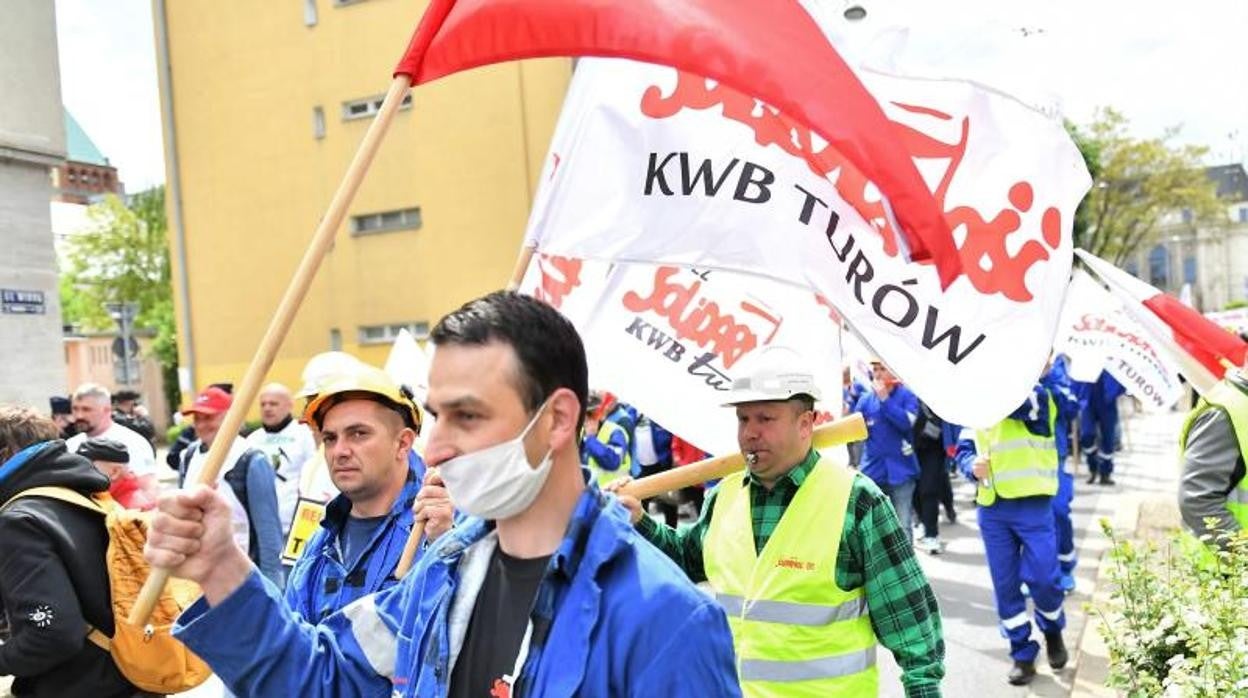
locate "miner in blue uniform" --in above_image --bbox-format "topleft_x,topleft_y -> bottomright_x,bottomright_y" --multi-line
1078,372 -> 1125,485
1042,355 -> 1082,592
955,384 -> 1067,686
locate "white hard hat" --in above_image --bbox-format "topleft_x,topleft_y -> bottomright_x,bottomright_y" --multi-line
296,352 -> 366,399
723,345 -> 822,406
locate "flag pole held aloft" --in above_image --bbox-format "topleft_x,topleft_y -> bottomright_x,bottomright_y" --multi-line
129,75 -> 415,626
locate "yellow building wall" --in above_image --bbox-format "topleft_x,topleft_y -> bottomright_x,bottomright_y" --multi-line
159,0 -> 571,413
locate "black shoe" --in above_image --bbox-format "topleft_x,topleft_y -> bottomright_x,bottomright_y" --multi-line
1007,660 -> 1037,685
1086,472 -> 1098,484
1046,632 -> 1069,669
1100,474 -> 1116,486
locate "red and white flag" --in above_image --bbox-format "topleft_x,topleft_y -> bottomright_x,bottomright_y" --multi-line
1077,250 -> 1248,395
394,0 -> 960,282
1055,269 -> 1182,411
523,58 -> 1090,427
520,254 -> 842,455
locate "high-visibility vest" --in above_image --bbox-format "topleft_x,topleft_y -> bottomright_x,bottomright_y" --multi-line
704,457 -> 878,697
974,400 -> 1059,507
1180,379 -> 1248,530
586,420 -> 632,487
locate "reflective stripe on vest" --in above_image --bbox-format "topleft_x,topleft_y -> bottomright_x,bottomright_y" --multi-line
704,457 -> 878,696
1181,379 -> 1248,529
987,437 -> 1056,454
740,646 -> 877,683
992,467 -> 1059,485
715,593 -> 867,626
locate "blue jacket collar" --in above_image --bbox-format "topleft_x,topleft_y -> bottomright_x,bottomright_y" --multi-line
430,472 -> 625,584
320,462 -> 421,535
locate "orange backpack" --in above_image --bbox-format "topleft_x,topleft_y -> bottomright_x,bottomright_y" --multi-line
1,486 -> 212,694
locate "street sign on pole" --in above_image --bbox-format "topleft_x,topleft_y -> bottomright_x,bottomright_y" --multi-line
105,302 -> 141,385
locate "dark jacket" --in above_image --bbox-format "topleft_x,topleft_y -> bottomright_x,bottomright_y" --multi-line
0,440 -> 135,698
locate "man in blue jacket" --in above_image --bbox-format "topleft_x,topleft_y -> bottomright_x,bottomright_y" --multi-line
145,291 -> 740,697
854,359 -> 921,542
1079,371 -> 1125,485
284,365 -> 454,623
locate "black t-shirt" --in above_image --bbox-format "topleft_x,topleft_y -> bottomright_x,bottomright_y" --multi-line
448,547 -> 551,698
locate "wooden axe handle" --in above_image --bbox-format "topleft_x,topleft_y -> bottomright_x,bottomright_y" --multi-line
619,413 -> 867,500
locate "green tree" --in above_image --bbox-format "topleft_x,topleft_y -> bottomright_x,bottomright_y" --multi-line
59,187 -> 181,416
1068,108 -> 1224,265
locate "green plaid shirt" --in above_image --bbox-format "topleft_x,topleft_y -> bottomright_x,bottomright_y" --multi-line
637,449 -> 945,698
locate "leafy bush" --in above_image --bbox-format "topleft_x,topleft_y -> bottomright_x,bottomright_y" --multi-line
1097,519 -> 1248,696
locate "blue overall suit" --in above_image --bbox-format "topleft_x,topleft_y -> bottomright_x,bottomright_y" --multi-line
284,451 -> 427,623
956,386 -> 1066,665
1043,357 -> 1082,591
1078,372 -> 1125,482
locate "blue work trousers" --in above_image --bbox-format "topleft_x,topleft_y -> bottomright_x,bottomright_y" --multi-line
1052,464 -> 1077,574
979,497 -> 1067,662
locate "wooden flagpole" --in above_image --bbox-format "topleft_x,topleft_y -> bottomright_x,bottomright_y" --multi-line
394,242 -> 540,580
618,413 -> 867,500
131,75 -> 414,625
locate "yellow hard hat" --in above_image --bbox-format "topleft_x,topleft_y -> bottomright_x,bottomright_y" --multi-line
302,364 -> 422,433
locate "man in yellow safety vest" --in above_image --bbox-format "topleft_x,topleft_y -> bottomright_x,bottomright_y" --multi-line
609,346 -> 945,697
1179,367 -> 1248,542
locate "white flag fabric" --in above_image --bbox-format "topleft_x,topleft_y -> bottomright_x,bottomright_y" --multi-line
1055,270 -> 1182,411
524,58 -> 1089,428
520,254 -> 841,455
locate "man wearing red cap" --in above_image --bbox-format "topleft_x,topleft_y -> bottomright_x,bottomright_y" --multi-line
178,386 -> 284,585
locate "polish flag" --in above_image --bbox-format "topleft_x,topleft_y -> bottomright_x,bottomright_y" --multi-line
1076,250 -> 1248,395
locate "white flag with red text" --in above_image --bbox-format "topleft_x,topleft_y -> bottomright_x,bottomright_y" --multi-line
521,255 -> 842,455
523,58 -> 1089,428
1055,270 -> 1182,411
1077,250 -> 1248,396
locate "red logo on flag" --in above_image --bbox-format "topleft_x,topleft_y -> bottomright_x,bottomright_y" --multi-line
640,72 -> 1065,302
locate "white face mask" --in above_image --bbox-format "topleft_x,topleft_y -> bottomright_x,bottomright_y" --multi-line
438,400 -> 553,521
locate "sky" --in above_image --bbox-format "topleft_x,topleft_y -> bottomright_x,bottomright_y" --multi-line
53,0 -> 1248,193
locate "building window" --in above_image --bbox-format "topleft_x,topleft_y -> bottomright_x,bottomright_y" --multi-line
1125,257 -> 1140,278
334,0 -> 369,6
1183,255 -> 1197,284
341,93 -> 412,121
358,322 -> 429,345
351,207 -> 422,235
1148,244 -> 1170,288
1181,208 -> 1193,224
304,0 -> 318,26
329,328 -> 342,350
1239,206 -> 1248,223
312,106 -> 326,139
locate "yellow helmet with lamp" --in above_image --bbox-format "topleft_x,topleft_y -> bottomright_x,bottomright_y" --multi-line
301,364 -> 422,434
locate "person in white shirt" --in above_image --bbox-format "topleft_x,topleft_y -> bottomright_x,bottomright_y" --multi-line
66,383 -> 158,477
245,383 -> 317,539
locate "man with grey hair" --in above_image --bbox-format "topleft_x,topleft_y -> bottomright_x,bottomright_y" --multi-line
66,383 -> 158,477
246,382 -> 317,541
